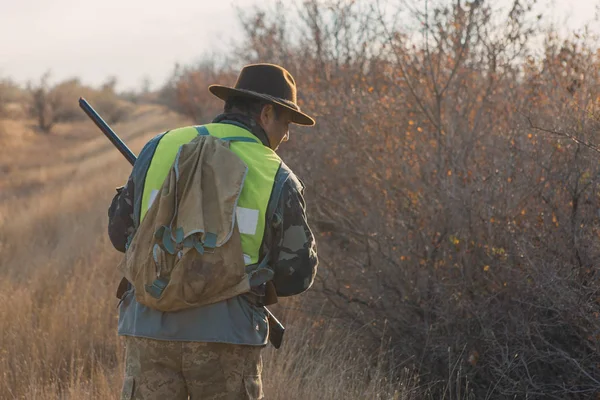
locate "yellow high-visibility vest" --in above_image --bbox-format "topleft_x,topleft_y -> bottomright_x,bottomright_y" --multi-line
139,124 -> 281,265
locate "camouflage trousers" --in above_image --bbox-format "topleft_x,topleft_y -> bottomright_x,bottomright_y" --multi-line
121,336 -> 264,400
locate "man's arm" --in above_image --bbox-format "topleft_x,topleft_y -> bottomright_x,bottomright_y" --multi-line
270,177 -> 318,297
108,176 -> 135,253
107,132 -> 165,253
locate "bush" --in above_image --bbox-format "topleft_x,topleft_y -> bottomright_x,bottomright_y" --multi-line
90,77 -> 134,125
28,74 -> 83,132
158,60 -> 236,123
28,74 -> 133,133
0,79 -> 28,119
0,81 -> 9,118
160,1 -> 600,398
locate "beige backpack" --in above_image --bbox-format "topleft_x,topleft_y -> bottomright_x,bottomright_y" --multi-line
118,135 -> 255,312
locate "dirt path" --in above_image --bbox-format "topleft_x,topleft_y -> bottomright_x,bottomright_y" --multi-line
0,105 -> 191,279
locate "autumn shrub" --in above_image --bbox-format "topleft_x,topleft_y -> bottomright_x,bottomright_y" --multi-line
0,78 -> 29,120
90,77 -> 135,124
28,74 -> 133,133
159,60 -> 236,123
28,74 -> 83,132
168,1 -> 600,398
0,81 -> 9,118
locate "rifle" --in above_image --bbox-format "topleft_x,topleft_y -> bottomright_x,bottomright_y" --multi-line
79,97 -> 285,349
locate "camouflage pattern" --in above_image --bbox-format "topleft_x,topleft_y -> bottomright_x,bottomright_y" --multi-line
108,181 -> 135,253
267,167 -> 318,297
121,336 -> 263,400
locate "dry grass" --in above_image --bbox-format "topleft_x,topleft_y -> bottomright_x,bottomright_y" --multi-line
0,106 -> 415,400
0,105 -> 180,399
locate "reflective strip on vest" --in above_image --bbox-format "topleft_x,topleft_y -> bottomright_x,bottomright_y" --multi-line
139,124 -> 281,265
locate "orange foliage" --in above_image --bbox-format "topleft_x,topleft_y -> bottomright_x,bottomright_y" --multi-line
164,1 -> 600,397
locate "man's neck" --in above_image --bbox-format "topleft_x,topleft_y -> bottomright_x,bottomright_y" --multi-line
212,112 -> 271,148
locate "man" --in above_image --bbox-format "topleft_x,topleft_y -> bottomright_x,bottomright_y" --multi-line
108,63 -> 318,400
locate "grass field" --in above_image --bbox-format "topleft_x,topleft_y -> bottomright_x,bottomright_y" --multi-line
0,106 -> 415,399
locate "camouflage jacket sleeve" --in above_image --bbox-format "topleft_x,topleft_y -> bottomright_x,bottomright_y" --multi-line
269,176 -> 318,297
107,176 -> 135,253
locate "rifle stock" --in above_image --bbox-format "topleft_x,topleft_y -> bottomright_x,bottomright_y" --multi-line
79,97 -> 284,349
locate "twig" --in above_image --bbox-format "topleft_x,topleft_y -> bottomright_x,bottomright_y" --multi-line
525,113 -> 600,154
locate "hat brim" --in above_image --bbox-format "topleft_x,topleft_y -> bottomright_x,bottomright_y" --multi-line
209,85 -> 315,126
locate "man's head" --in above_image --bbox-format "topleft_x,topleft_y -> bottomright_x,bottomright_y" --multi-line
208,64 -> 315,149
224,96 -> 293,150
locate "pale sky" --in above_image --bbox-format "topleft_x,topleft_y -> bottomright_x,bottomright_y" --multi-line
0,0 -> 598,91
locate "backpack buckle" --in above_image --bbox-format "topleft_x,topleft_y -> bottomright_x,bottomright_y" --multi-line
145,277 -> 169,299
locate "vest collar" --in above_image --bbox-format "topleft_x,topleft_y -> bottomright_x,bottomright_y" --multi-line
212,113 -> 271,148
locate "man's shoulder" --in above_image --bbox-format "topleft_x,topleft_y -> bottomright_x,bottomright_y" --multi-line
278,161 -> 305,194
139,130 -> 169,154
138,125 -> 204,159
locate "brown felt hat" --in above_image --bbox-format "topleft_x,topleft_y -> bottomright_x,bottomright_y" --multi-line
209,63 -> 315,126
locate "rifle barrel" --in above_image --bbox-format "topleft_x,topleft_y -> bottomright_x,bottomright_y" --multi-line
78,97 -> 137,166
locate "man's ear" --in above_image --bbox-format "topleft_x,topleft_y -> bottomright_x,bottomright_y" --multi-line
260,103 -> 274,125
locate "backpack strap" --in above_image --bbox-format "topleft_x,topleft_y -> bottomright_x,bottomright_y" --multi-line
194,125 -> 260,144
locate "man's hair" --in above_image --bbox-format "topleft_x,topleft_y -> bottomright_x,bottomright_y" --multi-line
224,96 -> 282,119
